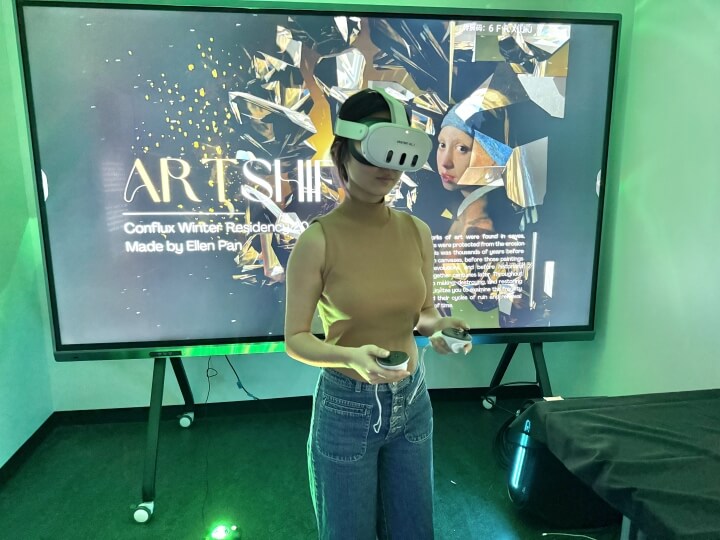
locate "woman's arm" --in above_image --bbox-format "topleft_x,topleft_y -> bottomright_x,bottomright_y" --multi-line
284,223 -> 352,368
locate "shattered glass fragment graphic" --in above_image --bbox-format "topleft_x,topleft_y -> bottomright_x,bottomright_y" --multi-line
241,185 -> 282,218
482,63 -> 531,108
320,181 -> 341,203
276,26 -> 302,67
232,273 -> 258,284
314,48 -> 365,93
234,237 -> 260,267
413,91 -> 448,115
517,75 -> 566,118
368,80 -> 416,101
524,24 -> 571,56
411,111 -> 435,135
505,137 -> 548,208
285,16 -> 361,56
276,212 -> 305,239
458,166 -> 506,188
369,19 -> 450,100
252,54 -> 305,92
384,173 -> 419,211
260,233 -> 284,282
542,42 -> 569,77
452,70 -> 523,114
473,34 -> 505,62
229,91 -> 317,160
498,35 -> 549,74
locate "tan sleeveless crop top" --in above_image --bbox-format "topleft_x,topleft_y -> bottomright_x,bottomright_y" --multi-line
313,197 -> 429,359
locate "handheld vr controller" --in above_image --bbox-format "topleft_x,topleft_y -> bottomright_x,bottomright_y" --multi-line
440,328 -> 472,353
376,350 -> 409,371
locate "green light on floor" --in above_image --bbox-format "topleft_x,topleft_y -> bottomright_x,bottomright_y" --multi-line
210,524 -> 238,539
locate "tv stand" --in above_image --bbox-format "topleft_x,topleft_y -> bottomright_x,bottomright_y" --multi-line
132,356 -> 195,523
484,342 -> 553,409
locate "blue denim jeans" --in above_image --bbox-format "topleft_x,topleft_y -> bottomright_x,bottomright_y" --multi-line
308,366 -> 434,540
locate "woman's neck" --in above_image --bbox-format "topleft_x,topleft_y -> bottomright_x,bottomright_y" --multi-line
346,181 -> 384,204
338,192 -> 390,224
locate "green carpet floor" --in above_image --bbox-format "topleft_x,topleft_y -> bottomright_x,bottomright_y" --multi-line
0,394 -> 622,539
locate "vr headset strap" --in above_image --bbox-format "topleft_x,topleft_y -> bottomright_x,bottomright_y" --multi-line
333,88 -> 408,141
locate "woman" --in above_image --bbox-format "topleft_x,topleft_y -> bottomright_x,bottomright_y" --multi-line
284,88 -> 470,540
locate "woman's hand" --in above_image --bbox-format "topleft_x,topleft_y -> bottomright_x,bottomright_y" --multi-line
345,345 -> 410,384
429,317 -> 473,355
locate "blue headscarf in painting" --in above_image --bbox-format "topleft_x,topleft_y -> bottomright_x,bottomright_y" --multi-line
441,102 -> 512,166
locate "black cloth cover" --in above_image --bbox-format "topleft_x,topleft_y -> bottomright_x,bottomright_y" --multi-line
511,389 -> 720,540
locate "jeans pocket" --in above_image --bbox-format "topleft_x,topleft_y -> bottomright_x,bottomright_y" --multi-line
405,383 -> 433,444
313,394 -> 372,463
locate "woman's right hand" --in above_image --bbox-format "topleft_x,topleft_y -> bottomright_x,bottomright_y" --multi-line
345,345 -> 410,385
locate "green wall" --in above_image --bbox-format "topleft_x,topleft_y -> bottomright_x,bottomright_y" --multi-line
0,0 -> 54,467
546,0 -> 720,396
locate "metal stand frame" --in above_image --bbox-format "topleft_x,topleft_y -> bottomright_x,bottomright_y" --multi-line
134,357 -> 195,522
488,342 -> 553,397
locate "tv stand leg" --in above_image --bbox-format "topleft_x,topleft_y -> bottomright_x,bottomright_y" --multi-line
170,357 -> 194,410
489,343 -> 518,389
487,342 -> 553,399
134,356 -> 196,522
141,357 -> 166,503
530,342 -> 552,397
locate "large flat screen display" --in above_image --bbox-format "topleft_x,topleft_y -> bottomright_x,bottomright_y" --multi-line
17,2 -> 619,359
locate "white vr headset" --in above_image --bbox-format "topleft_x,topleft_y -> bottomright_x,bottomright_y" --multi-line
334,88 -> 432,172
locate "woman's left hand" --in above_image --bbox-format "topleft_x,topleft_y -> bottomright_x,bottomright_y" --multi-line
429,317 -> 473,355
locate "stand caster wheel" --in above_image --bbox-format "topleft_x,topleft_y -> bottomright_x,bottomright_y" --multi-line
133,501 -> 155,523
482,397 -> 495,410
179,412 -> 195,428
